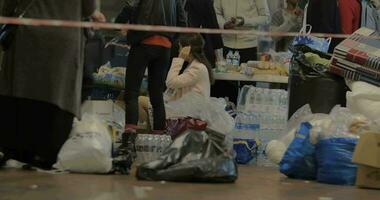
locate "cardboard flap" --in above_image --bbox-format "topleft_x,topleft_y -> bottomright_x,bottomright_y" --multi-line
353,133 -> 380,168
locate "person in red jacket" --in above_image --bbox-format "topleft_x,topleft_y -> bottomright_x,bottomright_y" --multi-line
338,0 -> 361,34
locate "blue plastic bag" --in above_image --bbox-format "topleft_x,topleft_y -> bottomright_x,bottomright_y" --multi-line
316,138 -> 358,185
233,139 -> 258,165
280,122 -> 317,180
292,25 -> 332,53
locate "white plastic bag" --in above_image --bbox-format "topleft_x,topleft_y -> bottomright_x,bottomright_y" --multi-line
318,105 -> 372,140
346,81 -> 380,121
266,104 -> 331,164
54,114 -> 113,173
165,92 -> 235,135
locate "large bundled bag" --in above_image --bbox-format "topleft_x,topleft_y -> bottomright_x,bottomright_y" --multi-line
136,129 -> 238,183
279,122 -> 317,180
316,138 -> 358,185
314,106 -> 364,185
54,114 -> 113,174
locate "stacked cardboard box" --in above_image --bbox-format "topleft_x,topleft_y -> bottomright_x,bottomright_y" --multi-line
353,132 -> 380,189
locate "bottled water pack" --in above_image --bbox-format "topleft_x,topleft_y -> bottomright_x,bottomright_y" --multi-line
234,86 -> 289,166
135,134 -> 172,165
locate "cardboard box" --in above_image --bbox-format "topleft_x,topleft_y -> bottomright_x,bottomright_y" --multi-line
81,100 -> 114,119
81,100 -> 125,129
352,132 -> 380,189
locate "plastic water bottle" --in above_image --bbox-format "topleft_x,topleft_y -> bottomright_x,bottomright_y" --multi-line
141,135 -> 149,164
226,51 -> 234,71
147,135 -> 154,162
135,135 -> 143,165
232,51 -> 240,71
235,114 -> 241,130
164,135 -> 172,150
256,87 -> 262,111
152,135 -> 161,160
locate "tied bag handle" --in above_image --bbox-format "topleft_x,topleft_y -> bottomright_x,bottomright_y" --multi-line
300,3 -> 312,35
298,3 -> 332,49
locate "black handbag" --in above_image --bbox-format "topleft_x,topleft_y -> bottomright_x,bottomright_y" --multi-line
0,0 -> 35,51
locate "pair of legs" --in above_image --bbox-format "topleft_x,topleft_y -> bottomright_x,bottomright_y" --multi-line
125,44 -> 170,131
0,96 -> 74,169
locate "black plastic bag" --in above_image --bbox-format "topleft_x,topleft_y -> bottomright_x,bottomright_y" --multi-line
288,45 -> 349,117
136,129 -> 238,183
289,44 -> 332,80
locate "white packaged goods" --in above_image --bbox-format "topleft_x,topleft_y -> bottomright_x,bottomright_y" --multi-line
54,114 -> 113,173
346,81 -> 380,121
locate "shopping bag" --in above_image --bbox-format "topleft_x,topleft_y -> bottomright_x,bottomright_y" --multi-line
292,25 -> 332,53
54,114 -> 113,174
279,122 -> 317,180
233,139 -> 258,164
292,4 -> 331,53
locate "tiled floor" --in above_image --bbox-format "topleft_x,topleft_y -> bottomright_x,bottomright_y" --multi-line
0,166 -> 378,200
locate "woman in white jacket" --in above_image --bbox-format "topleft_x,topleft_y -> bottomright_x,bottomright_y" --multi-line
214,0 -> 271,63
139,34 -> 214,133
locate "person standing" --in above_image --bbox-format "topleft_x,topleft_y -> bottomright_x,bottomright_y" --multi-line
184,0 -> 224,67
306,0 -> 361,52
0,0 -> 104,169
214,0 -> 271,63
338,0 -> 361,34
120,0 -> 187,135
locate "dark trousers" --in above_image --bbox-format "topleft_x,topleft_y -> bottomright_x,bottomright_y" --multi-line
211,47 -> 258,103
125,44 -> 170,130
0,96 -> 74,169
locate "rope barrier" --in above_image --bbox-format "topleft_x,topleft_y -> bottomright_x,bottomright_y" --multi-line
0,16 -> 358,39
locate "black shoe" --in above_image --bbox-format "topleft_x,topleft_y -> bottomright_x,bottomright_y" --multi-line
112,131 -> 137,175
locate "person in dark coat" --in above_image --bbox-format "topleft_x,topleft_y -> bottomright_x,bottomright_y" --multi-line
0,0 -> 103,169
184,0 -> 224,66
306,0 -> 342,52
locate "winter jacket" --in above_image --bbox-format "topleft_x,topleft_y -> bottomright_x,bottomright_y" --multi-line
338,0 -> 361,34
185,0 -> 224,64
0,0 -> 95,117
166,58 -> 210,101
306,0 -> 342,52
214,0 -> 270,49
115,0 -> 187,45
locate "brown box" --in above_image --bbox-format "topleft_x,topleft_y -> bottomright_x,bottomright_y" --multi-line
352,132 -> 380,189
